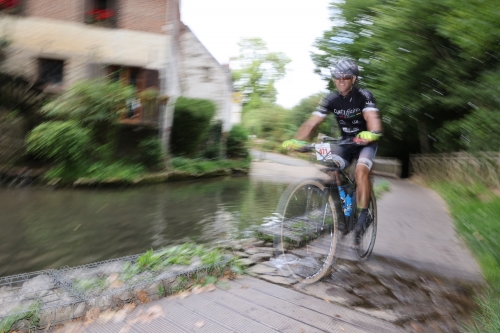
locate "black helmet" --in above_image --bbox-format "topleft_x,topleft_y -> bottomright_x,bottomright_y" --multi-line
330,59 -> 359,78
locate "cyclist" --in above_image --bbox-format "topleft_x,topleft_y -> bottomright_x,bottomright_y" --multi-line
283,58 -> 382,247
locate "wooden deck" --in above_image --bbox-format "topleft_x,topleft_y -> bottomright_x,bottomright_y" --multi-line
81,276 -> 404,333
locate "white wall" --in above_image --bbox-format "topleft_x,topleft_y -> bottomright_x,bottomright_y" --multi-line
178,25 -> 233,132
1,15 -> 168,87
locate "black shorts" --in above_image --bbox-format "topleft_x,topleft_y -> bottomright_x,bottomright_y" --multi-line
331,142 -> 378,171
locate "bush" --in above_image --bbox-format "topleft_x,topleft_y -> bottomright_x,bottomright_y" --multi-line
26,120 -> 92,163
200,121 -> 223,159
226,125 -> 249,158
138,137 -> 165,169
170,97 -> 216,157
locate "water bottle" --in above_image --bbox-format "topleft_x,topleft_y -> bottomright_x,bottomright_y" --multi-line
338,185 -> 352,217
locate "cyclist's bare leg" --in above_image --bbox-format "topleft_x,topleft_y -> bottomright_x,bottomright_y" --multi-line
355,164 -> 371,209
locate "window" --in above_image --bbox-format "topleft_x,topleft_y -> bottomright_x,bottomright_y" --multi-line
85,0 -> 116,27
39,59 -> 64,86
0,0 -> 22,15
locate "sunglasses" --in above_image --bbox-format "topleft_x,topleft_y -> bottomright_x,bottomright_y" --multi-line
334,74 -> 353,80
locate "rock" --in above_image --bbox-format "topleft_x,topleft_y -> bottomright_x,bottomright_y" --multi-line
353,308 -> 400,322
329,270 -> 376,288
88,295 -> 112,310
20,274 -> 55,299
232,251 -> 249,258
259,275 -> 297,286
247,264 -> 277,275
245,247 -> 274,255
392,304 -> 437,321
85,306 -> 101,321
248,253 -> 272,262
237,258 -> 257,267
296,283 -> 363,307
352,284 -> 388,298
357,261 -> 396,278
73,302 -> 86,318
364,294 -> 399,309
392,288 -> 430,304
11,319 -> 30,332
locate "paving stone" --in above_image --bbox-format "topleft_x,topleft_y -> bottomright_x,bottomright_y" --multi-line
330,270 -> 376,288
248,253 -> 272,262
392,304 -> 438,321
232,251 -> 249,258
295,282 -> 363,307
364,294 -> 399,309
333,259 -> 362,274
353,307 -> 400,322
352,284 -> 388,298
245,247 -> 275,255
289,248 -> 323,259
259,275 -> 296,286
357,261 -> 396,278
392,288 -> 430,304
237,258 -> 256,267
247,264 -> 277,275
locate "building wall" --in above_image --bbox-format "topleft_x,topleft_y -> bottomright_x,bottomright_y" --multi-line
1,15 -> 168,88
23,0 -> 167,34
178,25 -> 233,132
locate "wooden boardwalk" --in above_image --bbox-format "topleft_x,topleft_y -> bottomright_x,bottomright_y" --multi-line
80,276 -> 404,333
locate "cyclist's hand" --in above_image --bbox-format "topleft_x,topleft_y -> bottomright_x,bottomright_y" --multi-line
356,131 -> 381,144
282,139 -> 307,150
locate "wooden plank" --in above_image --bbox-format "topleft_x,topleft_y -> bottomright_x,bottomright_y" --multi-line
231,276 -> 404,333
199,285 -> 324,333
218,279 -> 378,333
177,293 -> 279,333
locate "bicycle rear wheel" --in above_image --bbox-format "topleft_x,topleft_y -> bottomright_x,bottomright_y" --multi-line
355,189 -> 377,260
275,179 -> 340,284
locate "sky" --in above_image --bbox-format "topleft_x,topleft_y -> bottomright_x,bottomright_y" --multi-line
180,0 -> 333,109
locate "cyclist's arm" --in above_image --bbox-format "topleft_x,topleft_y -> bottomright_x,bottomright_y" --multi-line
363,110 -> 382,133
294,115 -> 325,141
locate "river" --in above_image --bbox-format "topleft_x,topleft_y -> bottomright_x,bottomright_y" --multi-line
0,177 -> 288,277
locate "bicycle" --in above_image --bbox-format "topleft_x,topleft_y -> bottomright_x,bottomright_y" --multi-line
272,136 -> 378,284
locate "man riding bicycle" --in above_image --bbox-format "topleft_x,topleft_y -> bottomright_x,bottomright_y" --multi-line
283,59 -> 383,247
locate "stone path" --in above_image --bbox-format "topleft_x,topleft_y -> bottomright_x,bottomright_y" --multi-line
48,153 -> 485,333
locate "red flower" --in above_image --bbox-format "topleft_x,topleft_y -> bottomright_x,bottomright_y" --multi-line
0,0 -> 20,10
86,8 -> 114,21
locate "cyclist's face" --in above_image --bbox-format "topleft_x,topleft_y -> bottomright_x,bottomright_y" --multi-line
333,75 -> 356,95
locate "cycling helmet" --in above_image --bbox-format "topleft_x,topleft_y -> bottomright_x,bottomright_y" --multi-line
330,59 -> 359,78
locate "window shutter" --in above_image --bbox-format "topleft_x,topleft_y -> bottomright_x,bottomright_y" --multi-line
144,69 -> 160,89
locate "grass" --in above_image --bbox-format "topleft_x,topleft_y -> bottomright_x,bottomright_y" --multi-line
373,179 -> 391,199
0,300 -> 40,333
431,181 -> 500,332
171,157 -> 251,174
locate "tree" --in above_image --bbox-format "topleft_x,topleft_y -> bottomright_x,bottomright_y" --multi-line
311,0 -> 500,175
232,38 -> 291,109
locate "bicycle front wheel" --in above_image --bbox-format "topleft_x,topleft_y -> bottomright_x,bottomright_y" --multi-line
275,179 -> 340,284
355,189 -> 377,260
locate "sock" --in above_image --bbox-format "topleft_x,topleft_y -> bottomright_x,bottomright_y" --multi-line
356,209 -> 368,230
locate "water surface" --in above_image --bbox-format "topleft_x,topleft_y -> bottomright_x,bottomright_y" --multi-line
0,177 -> 287,277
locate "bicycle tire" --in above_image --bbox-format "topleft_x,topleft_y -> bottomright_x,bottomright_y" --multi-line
274,179 -> 340,284
355,189 -> 377,260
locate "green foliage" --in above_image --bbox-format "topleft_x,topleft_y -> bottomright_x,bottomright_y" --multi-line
200,121 -> 223,160
171,97 -> 216,157
232,37 -> 291,107
289,93 -> 335,139
26,121 -> 92,163
432,182 -> 500,331
226,125 -> 249,158
311,0 -> 500,162
373,180 -> 391,199
138,137 -> 165,169
41,79 -> 135,125
0,300 -> 40,333
170,156 -> 250,174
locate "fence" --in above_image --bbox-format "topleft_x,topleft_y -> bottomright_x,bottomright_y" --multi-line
372,158 -> 402,178
410,152 -> 500,186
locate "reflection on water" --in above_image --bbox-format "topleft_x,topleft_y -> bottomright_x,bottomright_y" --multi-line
0,177 -> 287,277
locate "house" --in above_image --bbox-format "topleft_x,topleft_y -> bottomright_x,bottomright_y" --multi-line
0,0 -> 233,132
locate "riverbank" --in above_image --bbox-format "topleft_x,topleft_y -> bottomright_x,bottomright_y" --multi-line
0,160 -> 250,189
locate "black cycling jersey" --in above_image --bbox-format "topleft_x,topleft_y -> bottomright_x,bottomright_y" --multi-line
313,86 -> 379,138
